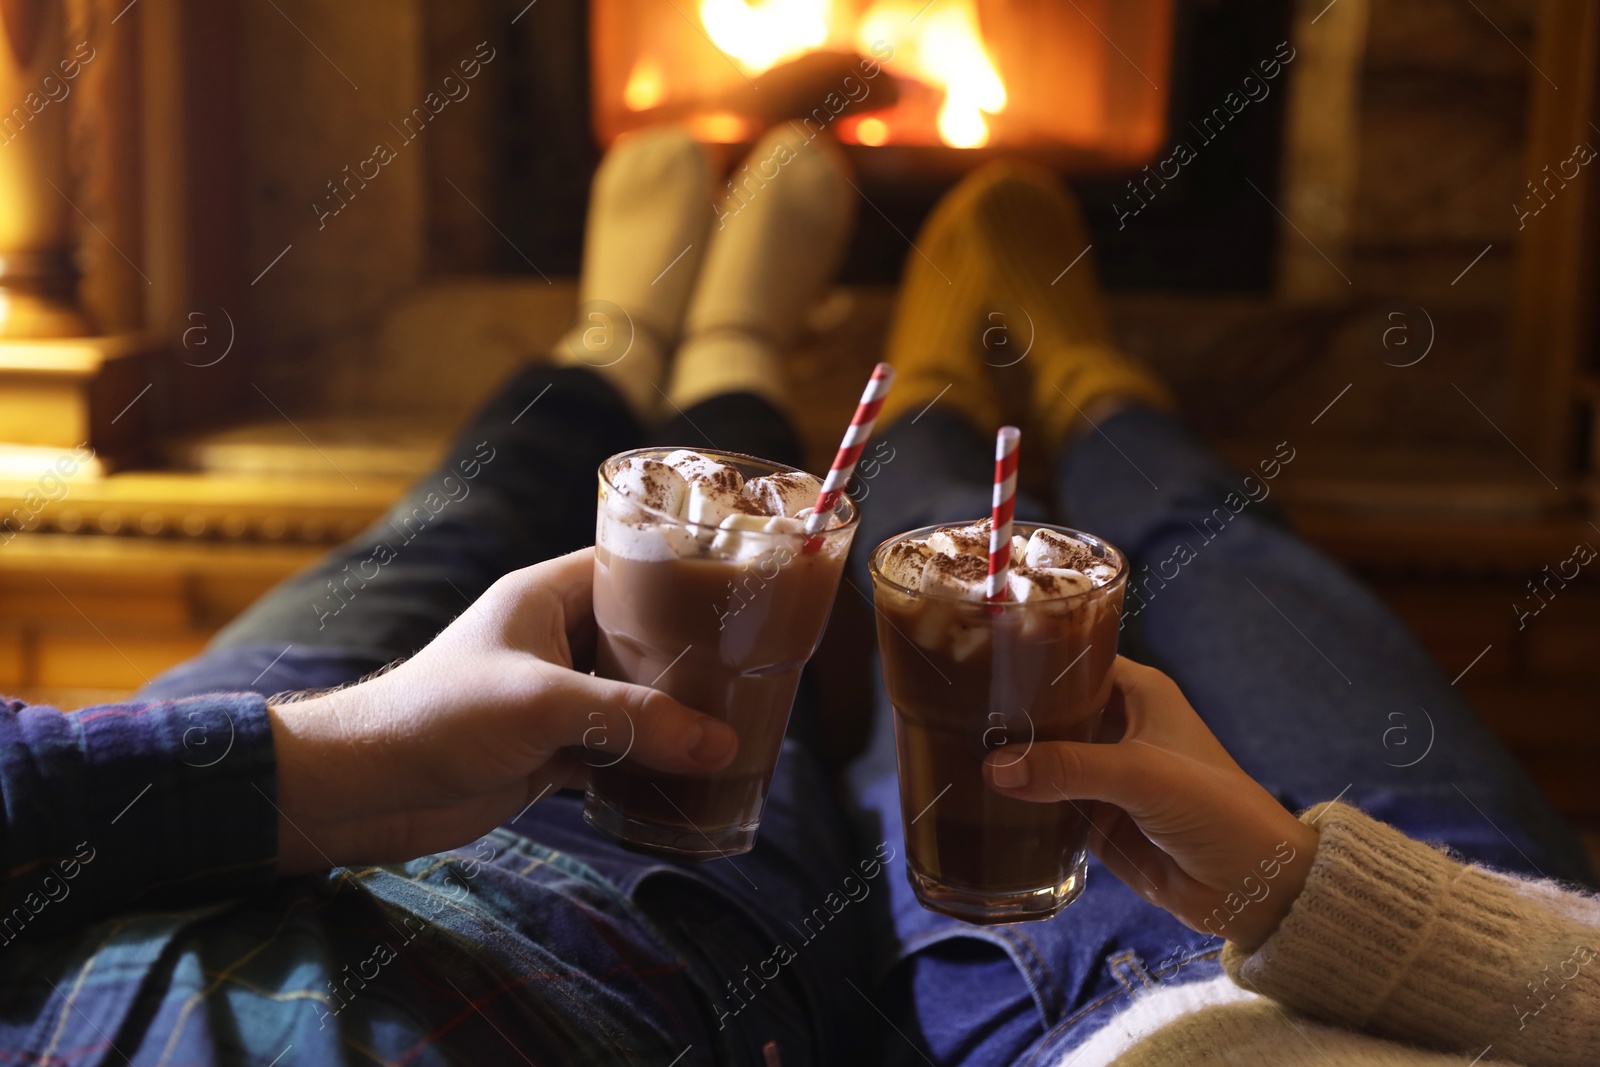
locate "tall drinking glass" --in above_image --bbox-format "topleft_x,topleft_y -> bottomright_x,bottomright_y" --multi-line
870,521 -> 1126,923
585,448 -> 857,858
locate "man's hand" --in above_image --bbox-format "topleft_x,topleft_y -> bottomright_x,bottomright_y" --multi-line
984,657 -> 1319,950
268,548 -> 737,875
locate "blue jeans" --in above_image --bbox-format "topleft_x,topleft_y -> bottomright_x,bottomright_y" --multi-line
142,368 -> 1591,1066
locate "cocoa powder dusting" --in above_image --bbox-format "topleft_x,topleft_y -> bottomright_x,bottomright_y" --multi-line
882,541 -> 928,580
1012,565 -> 1069,596
631,460 -> 673,512
942,518 -> 992,554
925,552 -> 989,584
1031,530 -> 1097,572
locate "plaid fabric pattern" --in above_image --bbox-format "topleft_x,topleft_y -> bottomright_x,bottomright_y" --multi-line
0,696 -> 714,1065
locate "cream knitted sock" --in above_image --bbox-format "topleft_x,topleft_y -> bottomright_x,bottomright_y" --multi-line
666,125 -> 855,412
552,126 -> 712,419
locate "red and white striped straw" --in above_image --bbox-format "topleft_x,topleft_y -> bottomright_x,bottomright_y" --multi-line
985,426 -> 1021,602
803,361 -> 896,547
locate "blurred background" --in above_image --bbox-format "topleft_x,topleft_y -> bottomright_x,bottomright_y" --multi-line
0,0 -> 1595,852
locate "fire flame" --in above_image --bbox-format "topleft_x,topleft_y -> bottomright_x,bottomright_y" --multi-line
698,0 -> 1007,148
698,0 -> 835,75
624,58 -> 666,111
855,116 -> 889,145
857,0 -> 1005,148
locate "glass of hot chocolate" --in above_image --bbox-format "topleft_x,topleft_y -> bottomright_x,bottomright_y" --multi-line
870,519 -> 1126,924
585,448 -> 857,859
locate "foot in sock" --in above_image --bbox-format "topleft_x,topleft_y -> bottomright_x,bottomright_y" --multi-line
666,125 -> 856,413
875,160 -> 1172,453
552,126 -> 713,419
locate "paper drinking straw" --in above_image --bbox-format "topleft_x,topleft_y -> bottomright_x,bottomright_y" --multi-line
986,426 -> 1021,602
802,361 -> 896,549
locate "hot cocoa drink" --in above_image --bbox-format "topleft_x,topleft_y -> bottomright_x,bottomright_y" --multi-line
870,520 -> 1126,923
586,447 -> 856,858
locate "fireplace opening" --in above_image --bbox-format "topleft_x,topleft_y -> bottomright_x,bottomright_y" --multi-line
468,0 -> 1290,291
591,0 -> 1174,172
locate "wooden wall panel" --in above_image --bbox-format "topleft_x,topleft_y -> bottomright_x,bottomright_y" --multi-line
69,0 -> 144,333
1510,0 -> 1600,471
1276,0 -> 1369,303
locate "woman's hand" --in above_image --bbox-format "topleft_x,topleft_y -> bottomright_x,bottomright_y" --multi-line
268,548 -> 738,875
984,657 -> 1319,950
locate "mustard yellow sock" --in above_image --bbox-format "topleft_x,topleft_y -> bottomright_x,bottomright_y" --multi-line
873,173 -> 1010,436
965,162 -> 1173,449
878,161 -> 1173,450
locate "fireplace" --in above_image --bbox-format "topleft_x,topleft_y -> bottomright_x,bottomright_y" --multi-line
590,0 -> 1173,173
428,0 -> 1290,288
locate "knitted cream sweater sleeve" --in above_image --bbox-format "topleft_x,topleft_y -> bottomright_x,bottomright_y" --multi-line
1221,802 -> 1600,1066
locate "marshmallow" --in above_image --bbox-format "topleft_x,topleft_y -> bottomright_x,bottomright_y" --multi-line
878,539 -> 934,588
920,551 -> 989,599
686,480 -> 751,529
663,451 -> 749,531
607,456 -> 688,521
1007,565 -> 1093,603
949,624 -> 991,662
794,505 -> 842,532
1024,528 -> 1094,571
928,522 -> 990,558
601,452 -> 830,566
874,523 -> 1115,604
908,598 -> 956,650
662,449 -> 743,489
710,512 -> 807,561
711,512 -> 770,561
744,471 -> 822,517
597,519 -> 698,562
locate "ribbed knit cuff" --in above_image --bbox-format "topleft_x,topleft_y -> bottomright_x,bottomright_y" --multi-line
2,693 -> 278,938
1221,802 -> 1545,1049
1222,802 -> 1456,1025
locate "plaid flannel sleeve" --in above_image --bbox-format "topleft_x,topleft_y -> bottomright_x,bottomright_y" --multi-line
0,692 -> 278,939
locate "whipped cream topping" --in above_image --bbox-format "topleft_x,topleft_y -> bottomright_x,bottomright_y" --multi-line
601,451 -> 828,562
880,519 -> 1116,603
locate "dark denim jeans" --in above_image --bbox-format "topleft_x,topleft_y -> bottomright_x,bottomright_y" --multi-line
142,366 -> 1592,1067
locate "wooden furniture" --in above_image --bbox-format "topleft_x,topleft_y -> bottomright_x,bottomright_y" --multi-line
0,0 -> 249,462
0,465 -> 404,706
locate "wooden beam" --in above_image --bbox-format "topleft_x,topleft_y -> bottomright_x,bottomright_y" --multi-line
1275,0 -> 1370,303
1509,0 -> 1600,473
